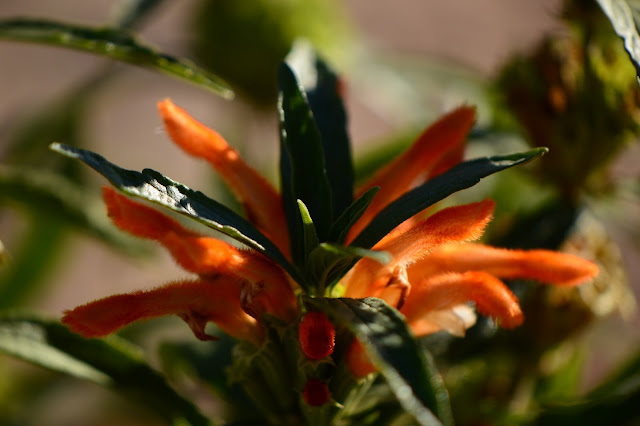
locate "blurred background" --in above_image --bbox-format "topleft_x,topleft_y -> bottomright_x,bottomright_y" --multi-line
1,1 -> 639,424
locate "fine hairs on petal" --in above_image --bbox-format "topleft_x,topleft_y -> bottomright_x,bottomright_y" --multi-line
409,243 -> 599,286
62,278 -> 261,344
377,199 -> 496,267
402,271 -> 524,335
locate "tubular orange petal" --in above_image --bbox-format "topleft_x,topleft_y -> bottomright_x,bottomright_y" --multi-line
104,187 -> 249,276
157,99 -> 289,254
410,305 -> 477,337
62,278 -> 262,344
408,243 -> 599,286
377,200 -> 495,267
103,187 -> 297,321
343,200 -> 495,299
102,186 -> 196,241
401,271 -> 524,336
348,106 -> 476,241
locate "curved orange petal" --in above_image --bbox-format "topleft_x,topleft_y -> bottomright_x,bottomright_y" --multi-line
348,106 -> 476,241
103,188 -> 298,321
157,99 -> 289,255
343,200 -> 495,299
376,199 -> 495,267
401,271 -> 524,336
408,243 -> 599,286
62,278 -> 262,344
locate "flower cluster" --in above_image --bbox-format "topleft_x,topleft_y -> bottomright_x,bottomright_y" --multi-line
61,97 -> 598,416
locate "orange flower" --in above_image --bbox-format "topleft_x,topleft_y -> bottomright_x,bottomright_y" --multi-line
62,101 -> 598,360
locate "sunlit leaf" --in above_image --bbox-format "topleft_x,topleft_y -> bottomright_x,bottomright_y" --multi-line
596,0 -> 640,81
51,143 -> 302,284
0,314 -> 210,426
286,42 -> 354,217
306,297 -> 453,426
278,63 -> 333,265
297,199 -> 320,270
0,18 -> 233,98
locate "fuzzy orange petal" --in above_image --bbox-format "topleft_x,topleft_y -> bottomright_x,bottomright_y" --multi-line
348,106 -> 476,241
402,271 -> 524,336
104,187 -> 247,276
408,243 -> 599,286
157,99 -> 289,254
376,200 -> 495,267
103,188 -> 297,321
343,200 -> 495,299
62,278 -> 262,344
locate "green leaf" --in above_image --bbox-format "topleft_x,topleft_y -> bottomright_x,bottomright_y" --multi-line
111,0 -> 167,30
286,43 -> 354,218
306,243 -> 390,292
306,297 -> 453,426
0,18 -> 233,98
0,313 -> 210,426
278,62 -> 333,265
596,0 -> 640,81
0,219 -> 66,309
0,165 -> 139,253
297,200 -> 320,269
351,148 -> 548,249
329,187 -> 379,243
50,143 -> 302,284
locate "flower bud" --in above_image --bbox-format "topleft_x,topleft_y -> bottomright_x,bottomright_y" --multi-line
298,311 -> 335,360
303,378 -> 330,407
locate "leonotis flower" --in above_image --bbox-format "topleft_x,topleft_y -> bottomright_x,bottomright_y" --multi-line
62,100 -> 597,351
56,59 -> 598,423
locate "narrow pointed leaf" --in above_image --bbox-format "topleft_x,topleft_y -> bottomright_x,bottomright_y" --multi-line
0,165 -> 139,253
297,199 -> 319,269
0,314 -> 210,426
596,0 -> 640,81
351,148 -> 548,249
330,187 -> 379,243
51,143 -> 302,283
0,18 -> 233,98
307,243 -> 390,291
286,43 -> 354,217
278,63 -> 333,257
306,297 -> 452,426
111,0 -> 167,30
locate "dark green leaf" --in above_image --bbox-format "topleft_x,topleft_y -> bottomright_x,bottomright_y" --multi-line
306,297 -> 452,426
329,187 -> 379,243
596,0 -> 640,81
0,18 -> 233,98
51,143 -> 302,284
297,200 -> 320,270
0,314 -> 210,426
286,43 -> 354,217
351,148 -> 548,249
278,63 -> 333,264
306,243 -> 390,292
